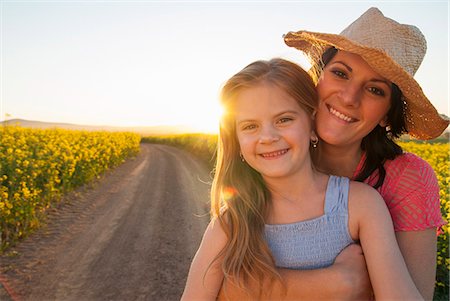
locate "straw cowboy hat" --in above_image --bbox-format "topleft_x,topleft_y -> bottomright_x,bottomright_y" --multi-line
284,7 -> 449,139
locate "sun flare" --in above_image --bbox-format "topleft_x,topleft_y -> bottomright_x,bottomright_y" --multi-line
189,103 -> 223,134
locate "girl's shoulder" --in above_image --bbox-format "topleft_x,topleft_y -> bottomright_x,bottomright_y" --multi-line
198,217 -> 229,254
206,217 -> 228,238
329,175 -> 381,202
348,180 -> 383,202
347,179 -> 388,240
347,178 -> 385,213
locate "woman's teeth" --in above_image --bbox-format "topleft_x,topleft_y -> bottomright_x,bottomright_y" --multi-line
329,107 -> 353,122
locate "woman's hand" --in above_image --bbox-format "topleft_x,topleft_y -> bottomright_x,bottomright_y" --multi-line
331,243 -> 373,300
217,243 -> 372,301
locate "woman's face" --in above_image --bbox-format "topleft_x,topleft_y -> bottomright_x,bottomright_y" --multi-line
315,50 -> 392,148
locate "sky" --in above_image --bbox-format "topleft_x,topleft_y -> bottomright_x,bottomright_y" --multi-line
1,0 -> 449,133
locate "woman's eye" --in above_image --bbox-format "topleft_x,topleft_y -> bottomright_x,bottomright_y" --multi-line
331,69 -> 347,79
368,87 -> 386,96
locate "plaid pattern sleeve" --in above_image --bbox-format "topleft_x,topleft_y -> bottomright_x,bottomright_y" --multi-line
356,152 -> 446,232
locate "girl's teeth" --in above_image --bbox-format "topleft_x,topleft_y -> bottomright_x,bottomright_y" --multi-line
330,107 -> 353,122
262,149 -> 287,158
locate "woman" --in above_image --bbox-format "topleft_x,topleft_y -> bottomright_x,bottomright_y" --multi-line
219,7 -> 448,300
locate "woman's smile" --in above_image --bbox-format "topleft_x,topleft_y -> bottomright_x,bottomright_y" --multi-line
327,104 -> 357,123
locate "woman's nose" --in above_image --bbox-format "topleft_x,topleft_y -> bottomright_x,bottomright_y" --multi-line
339,83 -> 362,107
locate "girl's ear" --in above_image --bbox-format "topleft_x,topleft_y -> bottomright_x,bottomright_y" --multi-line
310,130 -> 319,148
310,130 -> 318,140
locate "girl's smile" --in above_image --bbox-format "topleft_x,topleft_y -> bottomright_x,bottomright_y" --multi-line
258,148 -> 290,160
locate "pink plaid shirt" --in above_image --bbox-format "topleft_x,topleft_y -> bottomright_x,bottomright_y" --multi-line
353,152 -> 445,232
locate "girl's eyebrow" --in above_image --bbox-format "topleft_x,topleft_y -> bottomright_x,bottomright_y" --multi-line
330,61 -> 391,86
274,110 -> 300,117
236,118 -> 256,125
236,110 -> 298,124
237,110 -> 300,125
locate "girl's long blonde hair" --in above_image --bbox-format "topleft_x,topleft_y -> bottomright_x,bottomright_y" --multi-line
211,58 -> 318,295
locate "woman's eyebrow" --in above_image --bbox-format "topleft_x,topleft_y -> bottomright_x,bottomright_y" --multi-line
370,78 -> 391,87
330,61 -> 352,72
330,61 -> 390,86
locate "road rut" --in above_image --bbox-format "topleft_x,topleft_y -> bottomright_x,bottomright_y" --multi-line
0,144 -> 211,301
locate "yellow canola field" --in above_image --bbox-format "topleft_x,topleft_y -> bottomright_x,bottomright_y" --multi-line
0,126 -> 141,249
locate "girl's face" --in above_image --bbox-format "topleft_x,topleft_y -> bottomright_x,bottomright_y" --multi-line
234,83 -> 314,180
316,51 -> 392,148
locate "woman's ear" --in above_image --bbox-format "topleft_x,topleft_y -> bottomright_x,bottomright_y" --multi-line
378,115 -> 388,127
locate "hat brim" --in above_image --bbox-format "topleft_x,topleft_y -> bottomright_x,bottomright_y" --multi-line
284,30 -> 449,139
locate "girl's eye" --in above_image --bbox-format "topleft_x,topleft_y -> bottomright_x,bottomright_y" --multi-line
367,86 -> 386,97
277,117 -> 293,124
241,124 -> 257,131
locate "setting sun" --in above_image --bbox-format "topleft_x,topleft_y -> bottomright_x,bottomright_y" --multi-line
188,102 -> 223,134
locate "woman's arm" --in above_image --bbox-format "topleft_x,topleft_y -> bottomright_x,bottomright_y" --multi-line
396,229 -> 437,301
385,153 -> 441,300
181,219 -> 227,301
350,182 -> 423,300
217,243 -> 373,301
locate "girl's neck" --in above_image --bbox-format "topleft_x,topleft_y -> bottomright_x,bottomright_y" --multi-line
313,143 -> 362,179
264,168 -> 326,204
264,168 -> 329,224
264,168 -> 318,197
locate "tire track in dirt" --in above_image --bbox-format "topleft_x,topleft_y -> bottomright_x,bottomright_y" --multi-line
0,144 -> 211,301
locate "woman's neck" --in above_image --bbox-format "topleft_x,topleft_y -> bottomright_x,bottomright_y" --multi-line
313,143 -> 362,179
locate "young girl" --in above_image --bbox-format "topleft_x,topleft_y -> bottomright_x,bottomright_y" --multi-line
181,58 -> 423,301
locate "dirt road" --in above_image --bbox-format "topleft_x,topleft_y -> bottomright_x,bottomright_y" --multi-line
0,144 -> 211,301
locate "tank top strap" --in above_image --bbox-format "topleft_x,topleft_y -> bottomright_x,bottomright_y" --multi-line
324,175 -> 350,214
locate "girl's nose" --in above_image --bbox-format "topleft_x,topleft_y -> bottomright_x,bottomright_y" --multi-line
258,126 -> 280,144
